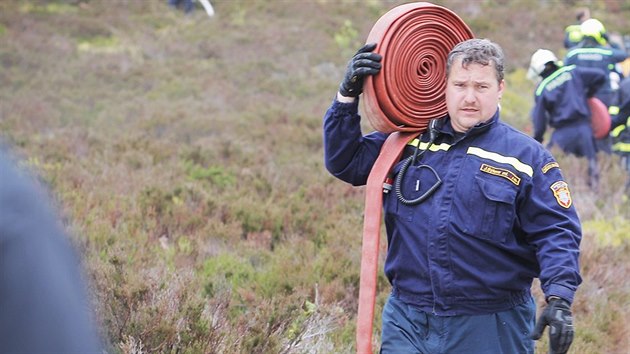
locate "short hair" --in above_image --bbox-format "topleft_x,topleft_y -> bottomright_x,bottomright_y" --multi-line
576,7 -> 590,22
446,38 -> 505,82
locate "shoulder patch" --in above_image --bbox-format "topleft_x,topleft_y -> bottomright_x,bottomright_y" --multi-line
542,162 -> 560,173
550,181 -> 572,208
480,163 -> 521,186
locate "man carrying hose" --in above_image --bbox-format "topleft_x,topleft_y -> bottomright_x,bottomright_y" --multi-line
323,39 -> 581,353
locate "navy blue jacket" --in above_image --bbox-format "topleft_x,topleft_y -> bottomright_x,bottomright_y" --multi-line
324,99 -> 582,316
0,147 -> 103,353
532,64 -> 607,142
564,42 -> 628,106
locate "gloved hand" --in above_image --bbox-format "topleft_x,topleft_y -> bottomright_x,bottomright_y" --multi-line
531,297 -> 574,354
339,43 -> 382,97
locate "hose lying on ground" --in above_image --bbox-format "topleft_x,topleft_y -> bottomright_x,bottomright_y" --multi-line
356,3 -> 473,353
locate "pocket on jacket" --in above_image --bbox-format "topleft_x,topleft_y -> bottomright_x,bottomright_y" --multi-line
451,174 -> 517,243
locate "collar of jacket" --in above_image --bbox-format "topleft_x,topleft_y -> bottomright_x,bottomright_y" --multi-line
433,109 -> 499,143
577,37 -> 601,48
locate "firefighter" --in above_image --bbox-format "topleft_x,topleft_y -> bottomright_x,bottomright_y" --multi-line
610,76 -> 630,192
529,49 -> 607,190
324,39 -> 580,354
564,19 -> 628,153
563,7 -> 590,49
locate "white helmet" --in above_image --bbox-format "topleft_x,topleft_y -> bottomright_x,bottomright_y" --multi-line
529,49 -> 558,78
581,19 -> 605,37
580,19 -> 606,45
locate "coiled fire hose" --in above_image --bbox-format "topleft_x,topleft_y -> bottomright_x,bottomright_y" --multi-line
355,3 -> 473,353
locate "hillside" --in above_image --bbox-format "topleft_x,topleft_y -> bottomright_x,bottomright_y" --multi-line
1,1 -> 629,353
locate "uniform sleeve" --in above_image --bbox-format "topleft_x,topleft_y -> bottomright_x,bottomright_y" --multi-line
580,67 -> 608,97
517,152 -> 582,304
323,98 -> 387,186
612,105 -> 630,128
563,52 -> 575,66
563,33 -> 572,49
531,93 -> 548,142
611,48 -> 629,63
612,83 -> 630,127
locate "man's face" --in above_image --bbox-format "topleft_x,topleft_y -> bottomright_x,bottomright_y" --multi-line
445,58 -> 505,133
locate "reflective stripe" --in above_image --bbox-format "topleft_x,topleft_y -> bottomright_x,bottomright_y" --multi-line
406,141 -> 534,176
612,117 -> 630,137
407,139 -> 452,152
611,124 -> 626,137
536,65 -> 575,96
565,47 -> 614,59
612,142 -> 630,152
467,147 -> 534,177
609,105 -> 619,115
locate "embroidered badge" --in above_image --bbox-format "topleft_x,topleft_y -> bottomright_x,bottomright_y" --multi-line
550,181 -> 572,208
480,163 -> 521,186
542,162 -> 560,174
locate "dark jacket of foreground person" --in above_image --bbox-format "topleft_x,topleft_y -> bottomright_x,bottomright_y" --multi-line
0,147 -> 103,353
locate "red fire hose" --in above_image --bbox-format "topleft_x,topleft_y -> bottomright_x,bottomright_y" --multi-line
588,97 -> 611,139
356,3 -> 473,353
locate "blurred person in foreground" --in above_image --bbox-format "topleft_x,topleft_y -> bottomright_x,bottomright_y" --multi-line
528,48 -> 607,191
323,38 -> 581,353
0,146 -> 103,353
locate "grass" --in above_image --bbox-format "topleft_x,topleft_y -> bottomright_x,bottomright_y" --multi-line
1,0 -> 629,353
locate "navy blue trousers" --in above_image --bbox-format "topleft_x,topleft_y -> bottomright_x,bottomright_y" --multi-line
380,294 -> 536,354
168,0 -> 194,13
549,122 -> 600,187
549,122 -> 597,159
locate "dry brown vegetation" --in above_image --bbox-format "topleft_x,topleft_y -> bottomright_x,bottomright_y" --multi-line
1,0 -> 629,353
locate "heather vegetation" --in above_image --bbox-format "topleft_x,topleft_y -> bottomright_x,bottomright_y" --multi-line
1,0 -> 629,353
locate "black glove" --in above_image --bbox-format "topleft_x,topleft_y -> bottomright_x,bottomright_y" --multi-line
531,297 -> 574,354
339,43 -> 382,97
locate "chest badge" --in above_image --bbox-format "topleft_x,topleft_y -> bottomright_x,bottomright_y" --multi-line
550,180 -> 572,208
479,163 -> 521,186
